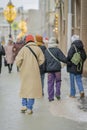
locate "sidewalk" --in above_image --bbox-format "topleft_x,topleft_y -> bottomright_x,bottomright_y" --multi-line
0,62 -> 87,130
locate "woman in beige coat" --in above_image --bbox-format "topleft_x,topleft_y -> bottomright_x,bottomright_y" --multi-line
15,35 -> 44,114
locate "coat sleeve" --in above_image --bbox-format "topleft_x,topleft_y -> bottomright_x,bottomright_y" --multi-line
57,48 -> 67,63
81,48 -> 86,62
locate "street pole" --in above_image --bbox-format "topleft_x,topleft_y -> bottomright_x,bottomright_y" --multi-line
9,23 -> 12,38
3,0 -> 17,38
67,0 -> 72,52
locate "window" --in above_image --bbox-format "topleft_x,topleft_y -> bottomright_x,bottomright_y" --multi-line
72,0 -> 81,29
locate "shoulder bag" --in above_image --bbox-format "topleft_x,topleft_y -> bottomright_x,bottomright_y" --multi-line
26,45 -> 38,62
47,49 -> 59,63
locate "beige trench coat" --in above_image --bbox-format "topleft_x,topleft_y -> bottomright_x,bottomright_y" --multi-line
15,42 -> 45,98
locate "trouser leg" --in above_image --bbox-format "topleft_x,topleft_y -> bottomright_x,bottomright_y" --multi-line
75,74 -> 84,93
48,73 -> 55,100
55,72 -> 61,97
27,98 -> 35,110
70,73 -> 76,96
22,98 -> 27,106
41,73 -> 45,95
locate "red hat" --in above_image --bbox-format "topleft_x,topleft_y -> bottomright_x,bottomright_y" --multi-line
25,35 -> 34,43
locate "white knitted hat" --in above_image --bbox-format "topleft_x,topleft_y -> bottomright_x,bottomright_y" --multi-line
71,35 -> 79,43
48,37 -> 58,48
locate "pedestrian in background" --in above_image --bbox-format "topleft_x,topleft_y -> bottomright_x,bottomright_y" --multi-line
12,36 -> 24,59
45,37 -> 67,101
4,38 -> 14,73
35,35 -> 46,96
67,34 -> 86,99
12,36 -> 24,72
15,34 -> 44,114
43,37 -> 49,48
0,43 -> 5,74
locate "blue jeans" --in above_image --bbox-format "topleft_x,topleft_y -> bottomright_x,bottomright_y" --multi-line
22,98 -> 35,110
70,73 -> 84,96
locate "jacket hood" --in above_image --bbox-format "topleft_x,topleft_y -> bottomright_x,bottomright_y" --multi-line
72,40 -> 84,49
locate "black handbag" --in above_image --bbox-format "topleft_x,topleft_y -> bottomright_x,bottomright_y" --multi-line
4,57 -> 8,66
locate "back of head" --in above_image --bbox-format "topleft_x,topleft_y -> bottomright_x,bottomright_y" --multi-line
49,37 -> 57,44
43,37 -> 49,43
8,38 -> 13,44
48,37 -> 58,48
35,35 -> 43,46
71,34 -> 79,43
25,34 -> 35,43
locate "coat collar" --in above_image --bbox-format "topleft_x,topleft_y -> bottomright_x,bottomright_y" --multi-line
26,42 -> 37,46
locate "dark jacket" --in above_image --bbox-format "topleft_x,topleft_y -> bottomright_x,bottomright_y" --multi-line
67,40 -> 86,74
12,40 -> 24,59
0,44 -> 5,73
45,47 -> 67,73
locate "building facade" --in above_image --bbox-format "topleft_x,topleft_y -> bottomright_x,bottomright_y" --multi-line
45,0 -> 87,76
59,0 -> 87,76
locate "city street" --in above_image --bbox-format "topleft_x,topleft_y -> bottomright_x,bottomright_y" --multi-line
0,59 -> 87,130
0,0 -> 87,129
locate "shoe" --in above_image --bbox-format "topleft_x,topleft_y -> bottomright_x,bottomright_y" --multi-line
80,92 -> 85,99
9,70 -> 11,73
56,96 -> 60,100
69,95 -> 75,98
42,92 -> 44,96
25,109 -> 33,115
49,99 -> 54,102
21,106 -> 27,113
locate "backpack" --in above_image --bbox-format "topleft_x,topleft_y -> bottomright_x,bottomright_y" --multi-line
71,44 -> 82,71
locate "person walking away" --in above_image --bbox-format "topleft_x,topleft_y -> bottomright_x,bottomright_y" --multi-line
12,36 -> 24,72
35,35 -> 46,96
45,37 -> 67,101
4,38 -> 14,73
15,34 -> 45,114
67,34 -> 86,99
0,43 -> 5,74
12,36 -> 24,59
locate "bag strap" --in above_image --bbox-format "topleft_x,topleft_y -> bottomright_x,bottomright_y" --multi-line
26,45 -> 38,61
73,44 -> 77,52
47,49 -> 59,63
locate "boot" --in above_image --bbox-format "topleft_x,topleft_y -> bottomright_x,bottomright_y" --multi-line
80,92 -> 85,99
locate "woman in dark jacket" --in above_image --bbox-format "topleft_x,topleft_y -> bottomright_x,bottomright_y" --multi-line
67,35 -> 86,99
45,37 -> 67,101
0,43 -> 5,74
